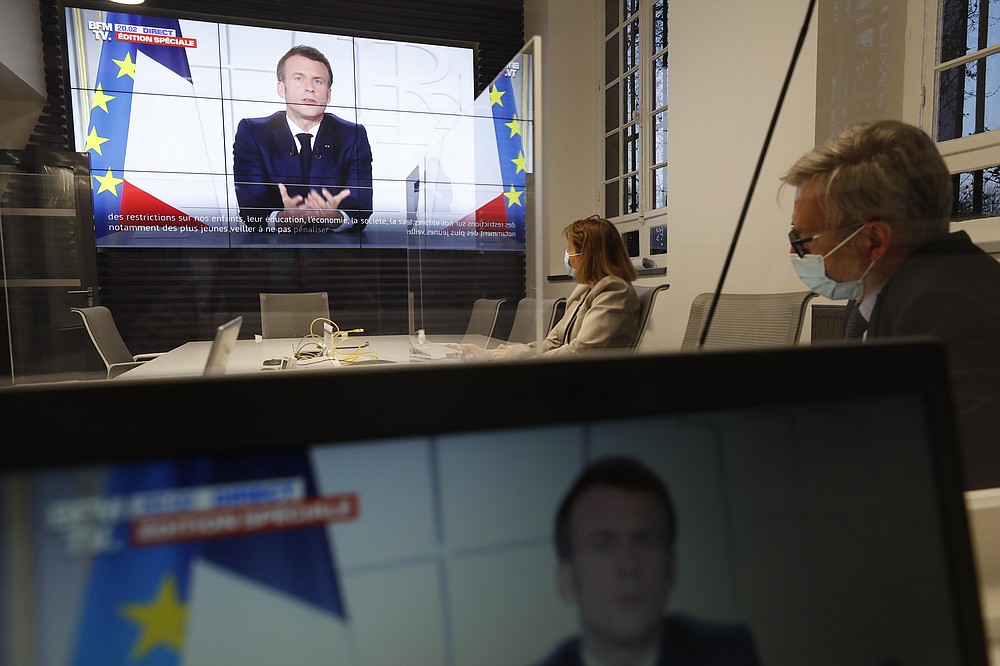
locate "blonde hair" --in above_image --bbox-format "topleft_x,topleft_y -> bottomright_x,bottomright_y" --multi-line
781,120 -> 952,243
564,215 -> 638,285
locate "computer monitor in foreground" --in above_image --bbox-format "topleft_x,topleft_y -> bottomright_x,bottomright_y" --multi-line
0,341 -> 988,665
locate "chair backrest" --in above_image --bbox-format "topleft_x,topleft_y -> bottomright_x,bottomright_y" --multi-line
680,291 -> 818,351
506,297 -> 566,344
462,298 -> 507,345
259,292 -> 330,339
203,316 -> 243,377
71,306 -> 135,368
550,298 -> 567,329
631,283 -> 671,350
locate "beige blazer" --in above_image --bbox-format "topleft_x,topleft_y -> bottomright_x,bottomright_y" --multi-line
506,276 -> 639,359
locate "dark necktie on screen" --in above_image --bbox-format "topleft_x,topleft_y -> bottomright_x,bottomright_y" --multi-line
843,302 -> 868,341
297,133 -> 312,185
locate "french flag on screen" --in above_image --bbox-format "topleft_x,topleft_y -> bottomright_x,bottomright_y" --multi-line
85,13 -> 219,241
451,69 -> 527,244
69,452 -> 352,666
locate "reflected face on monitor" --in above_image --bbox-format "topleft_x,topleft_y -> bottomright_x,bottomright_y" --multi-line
558,486 -> 674,648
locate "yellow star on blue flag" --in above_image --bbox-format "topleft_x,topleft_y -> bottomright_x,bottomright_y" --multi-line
511,151 -> 527,174
112,52 -> 137,79
503,185 -> 523,207
120,574 -> 187,661
91,84 -> 116,113
84,127 -> 110,156
505,114 -> 521,138
94,168 -> 124,196
489,83 -> 505,106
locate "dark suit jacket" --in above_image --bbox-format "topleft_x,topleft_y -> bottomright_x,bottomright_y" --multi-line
233,111 -> 373,230
867,230 -> 1000,490
534,614 -> 761,666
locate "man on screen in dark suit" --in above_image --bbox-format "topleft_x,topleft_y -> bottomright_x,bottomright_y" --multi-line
535,456 -> 760,666
233,44 -> 373,233
782,120 -> 1000,490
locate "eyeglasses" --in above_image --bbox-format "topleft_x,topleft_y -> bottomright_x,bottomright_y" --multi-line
788,222 -> 867,258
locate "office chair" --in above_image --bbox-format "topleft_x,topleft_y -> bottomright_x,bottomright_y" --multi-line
259,292 -> 331,339
506,297 -> 566,344
631,284 -> 671,350
462,298 -> 507,346
71,306 -> 165,379
680,291 -> 817,351
551,298 -> 567,327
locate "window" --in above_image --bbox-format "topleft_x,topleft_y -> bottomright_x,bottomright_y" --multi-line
622,229 -> 640,257
929,0 -> 1000,223
936,0 -> 1000,142
953,166 -> 1000,218
650,223 -> 667,254
603,0 -> 668,221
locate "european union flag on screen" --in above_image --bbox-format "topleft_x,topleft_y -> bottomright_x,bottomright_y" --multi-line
85,12 -> 220,245
70,451 -> 347,666
482,69 -> 527,244
463,67 -> 530,245
87,13 -> 190,239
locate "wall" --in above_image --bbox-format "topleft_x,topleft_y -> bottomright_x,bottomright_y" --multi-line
0,0 -> 46,149
0,0 -> 44,95
661,0 -> 820,351
524,0 -> 602,303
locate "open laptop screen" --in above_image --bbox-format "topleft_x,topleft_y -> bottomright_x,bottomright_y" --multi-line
0,341 -> 987,665
202,316 -> 243,377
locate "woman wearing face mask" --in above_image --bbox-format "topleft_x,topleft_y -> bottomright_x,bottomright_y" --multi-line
457,215 -> 640,360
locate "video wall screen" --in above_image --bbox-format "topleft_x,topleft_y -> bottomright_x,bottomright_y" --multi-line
64,7 -> 531,250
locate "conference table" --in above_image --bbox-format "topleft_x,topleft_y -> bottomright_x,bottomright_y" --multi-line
116,333 -> 503,380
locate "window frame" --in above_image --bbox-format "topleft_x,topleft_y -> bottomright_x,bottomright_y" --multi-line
603,0 -> 669,251
923,0 -> 1000,246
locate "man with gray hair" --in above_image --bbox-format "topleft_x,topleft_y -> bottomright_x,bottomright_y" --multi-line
782,119 -> 1000,490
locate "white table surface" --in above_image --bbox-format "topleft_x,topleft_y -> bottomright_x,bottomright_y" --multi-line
118,334 -> 464,379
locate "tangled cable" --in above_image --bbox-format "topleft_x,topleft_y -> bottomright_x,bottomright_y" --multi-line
291,317 -> 379,365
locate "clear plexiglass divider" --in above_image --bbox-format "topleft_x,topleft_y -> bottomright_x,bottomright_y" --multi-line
406,37 -> 544,362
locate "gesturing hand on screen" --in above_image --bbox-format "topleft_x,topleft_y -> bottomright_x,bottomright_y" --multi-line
276,184 -> 351,230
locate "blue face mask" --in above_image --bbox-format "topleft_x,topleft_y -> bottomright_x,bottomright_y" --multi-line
564,250 -> 580,278
789,223 -> 874,300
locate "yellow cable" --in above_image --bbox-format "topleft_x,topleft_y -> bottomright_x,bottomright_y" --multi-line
331,335 -> 379,363
297,318 -> 376,363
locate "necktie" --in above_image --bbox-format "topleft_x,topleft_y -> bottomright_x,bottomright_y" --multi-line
297,133 -> 312,185
843,305 -> 868,341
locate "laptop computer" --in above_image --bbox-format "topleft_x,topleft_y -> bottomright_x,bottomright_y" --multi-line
203,315 -> 242,377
